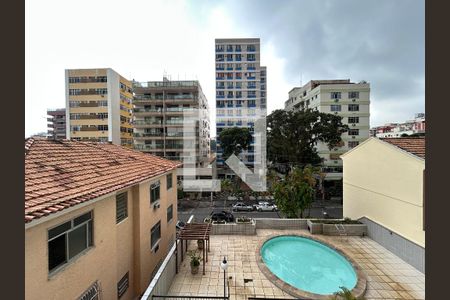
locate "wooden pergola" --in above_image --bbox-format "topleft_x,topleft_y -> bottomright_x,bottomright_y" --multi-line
176,222 -> 211,275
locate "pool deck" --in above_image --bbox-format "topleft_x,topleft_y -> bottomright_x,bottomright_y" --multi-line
167,229 -> 425,300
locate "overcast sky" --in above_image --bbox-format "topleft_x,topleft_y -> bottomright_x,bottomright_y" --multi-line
25,0 -> 424,137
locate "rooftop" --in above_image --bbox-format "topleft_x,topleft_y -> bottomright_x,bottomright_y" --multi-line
25,138 -> 181,223
381,137 -> 425,159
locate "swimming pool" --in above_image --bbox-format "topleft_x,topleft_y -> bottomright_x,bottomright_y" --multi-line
260,235 -> 358,296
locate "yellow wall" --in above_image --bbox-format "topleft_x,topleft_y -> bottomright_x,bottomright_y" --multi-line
25,170 -> 177,300
342,138 -> 425,247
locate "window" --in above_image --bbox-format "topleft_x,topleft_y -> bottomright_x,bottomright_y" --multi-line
150,181 -> 160,203
348,141 -> 359,148
167,205 -> 173,223
348,104 -> 360,111
348,91 -> 359,99
116,192 -> 128,223
151,221 -> 161,249
348,129 -> 359,136
330,105 -> 341,112
330,92 -> 341,99
78,281 -> 100,300
48,211 -> 93,272
348,117 -> 359,123
167,174 -> 172,190
117,272 -> 129,298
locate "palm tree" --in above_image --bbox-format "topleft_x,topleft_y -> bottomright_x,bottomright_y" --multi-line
330,287 -> 366,300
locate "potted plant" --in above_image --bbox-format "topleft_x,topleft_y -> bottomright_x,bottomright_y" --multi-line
188,250 -> 201,274
330,287 -> 366,300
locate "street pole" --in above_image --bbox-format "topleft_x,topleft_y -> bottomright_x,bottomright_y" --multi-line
220,256 -> 228,299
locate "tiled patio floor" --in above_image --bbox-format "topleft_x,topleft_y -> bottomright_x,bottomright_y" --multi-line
167,229 -> 425,300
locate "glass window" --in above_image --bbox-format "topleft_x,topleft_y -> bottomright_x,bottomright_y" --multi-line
348,129 -> 359,136
330,105 -> 341,112
150,181 -> 160,203
166,174 -> 172,190
330,92 -> 341,99
348,117 -> 359,123
48,211 -> 93,272
167,205 -> 173,223
151,221 -> 161,249
348,91 -> 360,99
348,104 -> 360,111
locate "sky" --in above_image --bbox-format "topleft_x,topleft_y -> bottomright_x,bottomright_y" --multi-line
25,0 -> 424,138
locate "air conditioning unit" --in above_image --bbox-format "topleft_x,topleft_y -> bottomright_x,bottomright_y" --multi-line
334,99 -> 339,102
352,136 -> 356,139
352,123 -> 356,126
334,112 -> 338,114
352,99 -> 356,102
153,202 -> 160,209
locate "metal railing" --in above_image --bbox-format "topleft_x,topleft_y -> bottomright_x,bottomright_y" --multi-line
152,297 -> 227,300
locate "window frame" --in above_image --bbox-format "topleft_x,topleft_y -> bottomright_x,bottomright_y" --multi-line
116,192 -> 128,224
166,174 -> 173,190
330,104 -> 342,112
150,181 -> 161,204
47,211 -> 93,274
348,104 -> 360,112
167,204 -> 174,223
150,221 -> 162,250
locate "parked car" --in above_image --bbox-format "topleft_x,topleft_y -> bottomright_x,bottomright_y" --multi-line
232,202 -> 253,212
210,210 -> 235,222
256,202 -> 278,212
176,220 -> 185,231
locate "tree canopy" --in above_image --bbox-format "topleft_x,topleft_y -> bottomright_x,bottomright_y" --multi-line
218,127 -> 252,160
267,109 -> 348,169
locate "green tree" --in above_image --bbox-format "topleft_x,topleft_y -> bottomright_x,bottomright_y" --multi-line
267,109 -> 348,170
218,127 -> 252,160
271,166 -> 319,218
330,287 -> 366,300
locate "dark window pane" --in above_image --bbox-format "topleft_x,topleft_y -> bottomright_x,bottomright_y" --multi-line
116,192 -> 128,223
48,234 -> 67,271
151,222 -> 161,248
167,205 -> 173,223
74,212 -> 92,226
48,221 -> 71,239
68,225 -> 87,259
88,220 -> 93,247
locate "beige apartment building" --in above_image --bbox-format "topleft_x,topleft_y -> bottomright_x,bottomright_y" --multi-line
342,137 -> 425,272
132,77 -> 211,178
25,138 -> 180,300
284,79 -> 370,182
65,68 -> 134,147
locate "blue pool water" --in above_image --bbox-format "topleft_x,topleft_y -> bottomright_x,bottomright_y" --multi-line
261,236 -> 357,295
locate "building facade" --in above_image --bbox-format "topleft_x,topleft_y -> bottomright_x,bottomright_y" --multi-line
371,113 -> 425,138
25,138 -> 180,299
65,68 -> 134,147
285,79 -> 370,181
342,137 -> 425,272
47,108 -> 66,139
132,78 -> 211,176
215,38 -> 267,178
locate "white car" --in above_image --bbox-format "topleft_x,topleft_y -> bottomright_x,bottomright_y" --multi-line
232,202 -> 253,211
256,202 -> 278,212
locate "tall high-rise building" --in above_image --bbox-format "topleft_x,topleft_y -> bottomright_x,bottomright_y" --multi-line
215,38 -> 267,178
285,79 -> 371,181
132,77 -> 211,176
65,68 -> 134,147
47,108 -> 66,139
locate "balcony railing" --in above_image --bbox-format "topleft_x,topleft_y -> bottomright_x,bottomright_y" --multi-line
134,120 -> 163,126
134,144 -> 163,150
134,133 -> 163,138
133,81 -> 198,88
134,108 -> 163,113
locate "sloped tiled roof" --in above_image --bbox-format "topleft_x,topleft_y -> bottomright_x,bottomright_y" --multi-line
25,138 -> 181,224
381,137 -> 425,159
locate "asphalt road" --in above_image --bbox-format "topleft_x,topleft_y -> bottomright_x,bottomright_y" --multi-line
177,198 -> 343,222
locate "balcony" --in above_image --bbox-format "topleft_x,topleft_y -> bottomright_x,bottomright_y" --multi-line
247,76 -> 256,80
166,120 -> 184,125
247,67 -> 256,71
227,94 -> 233,99
216,95 -> 225,99
134,132 -> 164,138
248,95 -> 256,98
133,120 -> 163,126
236,67 -> 242,70
235,57 -> 242,61
226,57 -> 233,62
226,77 -> 233,80
248,85 -> 256,89
216,77 -> 225,80
226,67 -> 233,70
216,86 -> 225,89
134,144 -> 163,151
215,48 -> 224,52
216,122 -> 225,126
216,67 -> 224,71
247,104 -> 256,108
247,58 -> 256,61
133,108 -> 163,113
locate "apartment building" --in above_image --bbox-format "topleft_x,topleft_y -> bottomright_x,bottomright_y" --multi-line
342,137 -> 425,272
371,113 -> 425,138
132,77 -> 211,176
284,79 -> 370,181
65,68 -> 134,147
215,38 -> 267,178
47,108 -> 66,139
25,138 -> 180,300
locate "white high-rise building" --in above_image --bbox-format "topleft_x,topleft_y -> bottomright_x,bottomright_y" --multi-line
215,38 -> 267,178
285,79 -> 370,181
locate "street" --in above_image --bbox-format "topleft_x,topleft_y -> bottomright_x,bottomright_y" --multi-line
177,198 -> 343,222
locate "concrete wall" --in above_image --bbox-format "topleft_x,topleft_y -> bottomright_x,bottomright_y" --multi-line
255,218 -> 308,230
25,170 -> 177,300
342,138 -> 425,248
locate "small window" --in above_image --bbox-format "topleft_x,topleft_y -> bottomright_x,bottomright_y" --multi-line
330,92 -> 341,99
167,174 -> 173,190
348,117 -> 359,123
117,272 -> 129,298
150,181 -> 160,203
116,192 -> 128,223
348,141 -> 359,148
48,211 -> 93,273
330,105 -> 341,112
151,221 -> 161,249
348,129 -> 359,136
167,205 -> 173,223
348,104 -> 360,111
348,91 -> 359,99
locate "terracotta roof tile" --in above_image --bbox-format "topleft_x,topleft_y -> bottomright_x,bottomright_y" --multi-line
25,139 -> 181,224
380,137 -> 425,159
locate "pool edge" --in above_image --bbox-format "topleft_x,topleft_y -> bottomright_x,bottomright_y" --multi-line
255,233 -> 367,300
